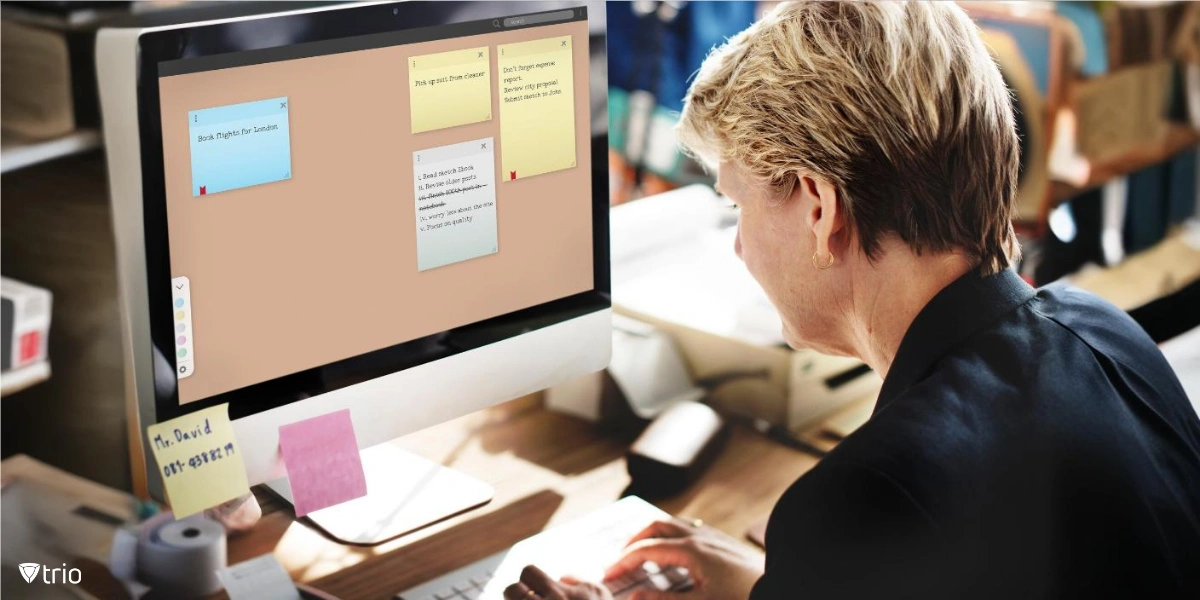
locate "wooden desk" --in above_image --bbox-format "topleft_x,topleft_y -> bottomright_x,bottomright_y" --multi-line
224,395 -> 825,600
3,394 -> 831,599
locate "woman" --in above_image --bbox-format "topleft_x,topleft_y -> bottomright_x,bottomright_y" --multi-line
506,2 -> 1200,598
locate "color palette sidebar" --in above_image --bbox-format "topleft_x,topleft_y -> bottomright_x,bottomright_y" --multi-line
171,276 -> 195,379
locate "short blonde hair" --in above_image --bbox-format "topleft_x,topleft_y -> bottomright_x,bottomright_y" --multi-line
679,1 -> 1020,274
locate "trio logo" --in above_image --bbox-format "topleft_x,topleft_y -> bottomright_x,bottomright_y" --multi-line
18,562 -> 81,585
18,563 -> 39,583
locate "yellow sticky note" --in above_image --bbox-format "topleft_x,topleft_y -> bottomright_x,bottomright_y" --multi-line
409,46 -> 492,133
146,403 -> 249,518
498,35 -> 577,181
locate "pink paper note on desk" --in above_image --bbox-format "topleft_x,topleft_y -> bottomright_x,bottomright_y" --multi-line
278,409 -> 367,516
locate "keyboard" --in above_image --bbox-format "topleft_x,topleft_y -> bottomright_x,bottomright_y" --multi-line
396,497 -> 694,600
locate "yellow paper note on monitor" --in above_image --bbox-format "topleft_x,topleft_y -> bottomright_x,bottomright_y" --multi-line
146,403 -> 250,518
409,46 -> 492,133
498,35 -> 576,181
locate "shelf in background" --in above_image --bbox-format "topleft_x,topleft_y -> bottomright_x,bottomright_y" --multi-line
0,4 -> 129,31
1,361 -> 52,398
0,129 -> 102,174
1051,125 -> 1200,205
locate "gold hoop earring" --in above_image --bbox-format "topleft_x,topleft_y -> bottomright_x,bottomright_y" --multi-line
812,251 -> 835,270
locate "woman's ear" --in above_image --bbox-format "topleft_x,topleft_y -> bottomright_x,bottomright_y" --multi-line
798,174 -> 844,261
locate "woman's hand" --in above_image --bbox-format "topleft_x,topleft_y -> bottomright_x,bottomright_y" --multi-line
603,518 -> 764,600
503,565 -> 613,600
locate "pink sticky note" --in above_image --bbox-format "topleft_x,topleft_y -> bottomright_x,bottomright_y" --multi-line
278,409 -> 367,516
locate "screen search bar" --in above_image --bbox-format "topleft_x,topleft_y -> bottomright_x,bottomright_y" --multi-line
503,10 -> 575,28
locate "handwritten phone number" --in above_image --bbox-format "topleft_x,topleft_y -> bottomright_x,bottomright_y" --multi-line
162,442 -> 237,478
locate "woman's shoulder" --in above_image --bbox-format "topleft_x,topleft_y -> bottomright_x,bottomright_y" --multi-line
1019,282 -> 1181,397
1028,282 -> 1154,353
923,283 -> 1186,424
914,281 -> 1176,397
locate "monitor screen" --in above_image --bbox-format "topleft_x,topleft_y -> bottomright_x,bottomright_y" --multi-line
139,3 -> 605,420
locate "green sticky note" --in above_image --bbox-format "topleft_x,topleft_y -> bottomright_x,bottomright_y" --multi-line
146,403 -> 249,518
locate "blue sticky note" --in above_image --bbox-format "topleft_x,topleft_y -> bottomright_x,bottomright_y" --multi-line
188,96 -> 292,197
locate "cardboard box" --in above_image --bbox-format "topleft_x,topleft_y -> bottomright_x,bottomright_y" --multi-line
618,304 -> 882,431
1,277 -> 52,372
610,186 -> 881,432
1075,62 -> 1174,163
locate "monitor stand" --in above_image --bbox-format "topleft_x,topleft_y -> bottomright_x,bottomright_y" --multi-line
264,443 -> 494,545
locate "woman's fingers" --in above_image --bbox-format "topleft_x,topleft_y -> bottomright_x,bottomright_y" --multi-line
628,591 -> 686,600
559,574 -> 611,598
604,538 -> 697,581
521,565 -> 565,599
504,581 -> 533,600
625,519 -> 693,546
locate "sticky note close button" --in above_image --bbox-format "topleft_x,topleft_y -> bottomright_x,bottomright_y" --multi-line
278,409 -> 367,516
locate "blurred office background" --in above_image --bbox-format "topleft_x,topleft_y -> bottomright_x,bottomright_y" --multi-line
2,1 -> 1198,493
606,0 -> 1200,361
608,1 -> 1200,293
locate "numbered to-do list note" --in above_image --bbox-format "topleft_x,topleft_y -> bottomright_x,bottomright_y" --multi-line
146,403 -> 250,518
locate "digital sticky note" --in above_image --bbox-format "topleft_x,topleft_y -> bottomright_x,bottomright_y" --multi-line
188,96 -> 292,196
278,409 -> 367,517
498,36 -> 577,181
409,47 -> 492,133
146,403 -> 250,518
413,137 -> 498,271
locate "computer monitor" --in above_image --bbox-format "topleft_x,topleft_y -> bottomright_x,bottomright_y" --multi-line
97,1 -> 609,544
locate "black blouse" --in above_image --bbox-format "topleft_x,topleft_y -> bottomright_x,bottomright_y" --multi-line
752,269 -> 1200,599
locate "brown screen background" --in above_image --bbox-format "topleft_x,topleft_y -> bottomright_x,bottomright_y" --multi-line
159,21 -> 593,404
